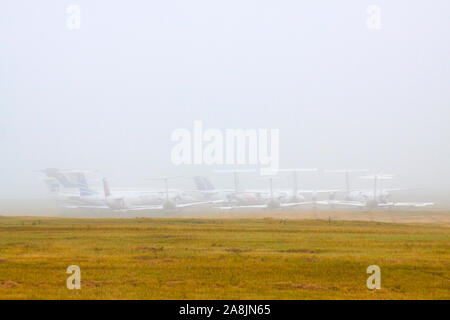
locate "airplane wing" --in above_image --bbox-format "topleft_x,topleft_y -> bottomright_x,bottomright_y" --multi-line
176,199 -> 224,208
219,201 -> 312,210
392,202 -> 434,208
377,202 -> 395,207
377,202 -> 434,208
65,204 -> 165,211
280,201 -> 312,207
64,205 -> 110,209
315,200 -> 332,205
122,200 -> 225,210
220,204 -> 269,209
124,205 -> 164,211
317,200 -> 367,207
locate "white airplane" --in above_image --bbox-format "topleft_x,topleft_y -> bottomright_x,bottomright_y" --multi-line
40,169 -> 181,209
218,176 -> 313,210
67,178 -> 223,211
210,169 -> 338,210
190,175 -> 272,207
318,172 -> 434,209
276,168 -> 341,203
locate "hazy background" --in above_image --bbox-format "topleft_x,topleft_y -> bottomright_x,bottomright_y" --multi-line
1,0 -> 449,198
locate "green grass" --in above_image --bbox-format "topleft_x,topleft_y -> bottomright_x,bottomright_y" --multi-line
0,215 -> 448,299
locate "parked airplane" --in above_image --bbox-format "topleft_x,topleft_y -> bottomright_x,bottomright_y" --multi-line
318,172 -> 434,209
218,176 -> 313,210
276,168 -> 341,202
40,168 -> 165,208
210,169 -> 338,209
67,178 -> 223,211
40,167 -> 434,211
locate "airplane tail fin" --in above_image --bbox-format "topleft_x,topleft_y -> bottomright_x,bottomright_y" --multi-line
193,176 -> 215,191
78,182 -> 98,197
203,177 -> 215,190
193,177 -> 205,190
42,168 -> 77,188
102,178 -> 111,198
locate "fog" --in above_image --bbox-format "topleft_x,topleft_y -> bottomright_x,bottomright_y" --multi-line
1,1 -> 449,199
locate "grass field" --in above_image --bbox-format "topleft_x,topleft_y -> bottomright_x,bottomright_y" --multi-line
0,214 -> 448,299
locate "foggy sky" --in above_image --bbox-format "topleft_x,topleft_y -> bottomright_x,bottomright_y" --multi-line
1,1 -> 449,197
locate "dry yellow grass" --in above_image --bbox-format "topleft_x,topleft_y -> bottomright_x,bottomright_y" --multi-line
0,214 -> 448,299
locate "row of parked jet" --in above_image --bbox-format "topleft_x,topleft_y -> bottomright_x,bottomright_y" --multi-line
39,168 -> 434,212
